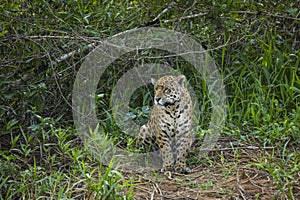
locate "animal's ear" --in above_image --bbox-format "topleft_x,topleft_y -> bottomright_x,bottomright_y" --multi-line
177,75 -> 186,87
151,78 -> 157,85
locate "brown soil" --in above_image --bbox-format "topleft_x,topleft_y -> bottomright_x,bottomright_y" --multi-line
122,138 -> 300,200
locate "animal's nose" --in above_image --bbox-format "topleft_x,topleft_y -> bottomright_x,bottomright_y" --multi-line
155,97 -> 161,103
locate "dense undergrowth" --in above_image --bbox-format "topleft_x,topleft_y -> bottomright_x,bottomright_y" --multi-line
0,0 -> 299,199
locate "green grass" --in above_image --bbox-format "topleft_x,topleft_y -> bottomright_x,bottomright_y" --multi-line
251,148 -> 300,199
1,0 -> 299,199
0,120 -> 134,200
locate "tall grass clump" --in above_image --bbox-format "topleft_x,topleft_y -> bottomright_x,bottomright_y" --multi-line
224,28 -> 299,146
0,116 -> 134,200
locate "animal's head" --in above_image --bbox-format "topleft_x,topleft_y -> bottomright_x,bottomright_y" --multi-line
151,75 -> 186,107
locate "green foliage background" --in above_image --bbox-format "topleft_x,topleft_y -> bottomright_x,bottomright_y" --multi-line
0,0 -> 299,199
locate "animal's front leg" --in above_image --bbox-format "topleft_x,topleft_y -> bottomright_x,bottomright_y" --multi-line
174,130 -> 192,174
157,135 -> 174,172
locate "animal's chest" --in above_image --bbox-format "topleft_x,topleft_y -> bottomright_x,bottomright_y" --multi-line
157,107 -> 186,137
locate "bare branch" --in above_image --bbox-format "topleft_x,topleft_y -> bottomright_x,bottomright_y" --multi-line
163,10 -> 300,24
164,12 -> 208,23
231,10 -> 300,21
153,1 -> 176,22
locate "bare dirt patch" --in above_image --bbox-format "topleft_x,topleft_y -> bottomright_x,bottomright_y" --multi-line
123,138 -> 300,199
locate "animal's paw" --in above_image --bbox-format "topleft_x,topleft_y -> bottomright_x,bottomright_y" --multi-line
160,165 -> 173,173
174,166 -> 191,174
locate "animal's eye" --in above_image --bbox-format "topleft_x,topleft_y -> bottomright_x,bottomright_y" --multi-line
164,88 -> 171,94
